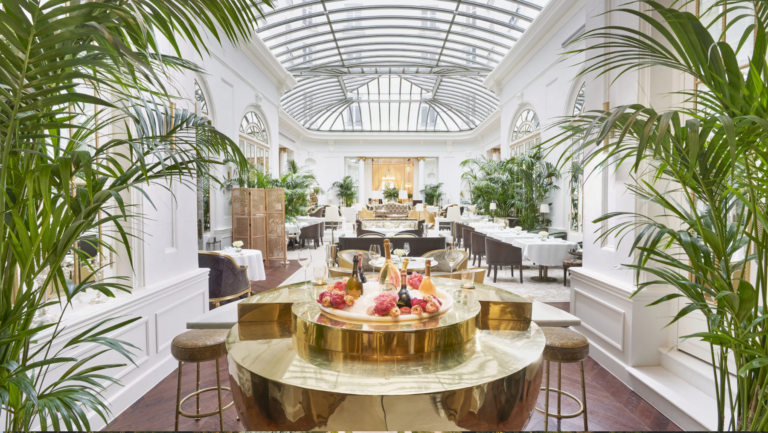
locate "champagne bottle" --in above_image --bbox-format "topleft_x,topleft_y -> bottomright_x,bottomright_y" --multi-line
397,268 -> 412,308
419,259 -> 437,296
377,240 -> 401,292
357,252 -> 367,283
346,254 -> 363,299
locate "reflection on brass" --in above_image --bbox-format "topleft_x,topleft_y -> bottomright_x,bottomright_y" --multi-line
238,302 -> 293,323
227,324 -> 545,430
292,302 -> 479,357
227,278 -> 543,430
238,322 -> 293,341
477,317 -> 531,331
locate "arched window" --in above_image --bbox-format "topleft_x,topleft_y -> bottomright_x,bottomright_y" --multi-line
194,80 -> 208,116
569,83 -> 586,233
239,111 -> 269,168
510,108 -> 540,156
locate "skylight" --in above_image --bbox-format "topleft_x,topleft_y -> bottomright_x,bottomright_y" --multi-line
257,0 -> 549,132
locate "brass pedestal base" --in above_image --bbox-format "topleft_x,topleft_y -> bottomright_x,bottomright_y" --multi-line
531,265 -> 557,282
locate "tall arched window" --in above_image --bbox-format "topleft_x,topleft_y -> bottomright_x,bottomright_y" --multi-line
239,111 -> 269,168
569,83 -> 586,233
510,108 -> 540,156
194,80 -> 208,116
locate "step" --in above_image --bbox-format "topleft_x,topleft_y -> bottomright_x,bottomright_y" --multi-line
628,365 -> 721,431
658,346 -> 718,397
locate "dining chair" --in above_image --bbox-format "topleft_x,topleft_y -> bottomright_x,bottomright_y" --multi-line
485,237 -> 524,283
198,252 -> 251,308
299,223 -> 323,249
394,233 -> 418,238
470,231 -> 487,267
421,249 -> 469,275
462,226 -> 475,254
433,267 -> 486,284
338,250 -> 374,272
359,233 -> 384,238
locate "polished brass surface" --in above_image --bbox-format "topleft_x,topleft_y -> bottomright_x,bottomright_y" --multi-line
292,297 -> 479,357
228,278 -> 543,430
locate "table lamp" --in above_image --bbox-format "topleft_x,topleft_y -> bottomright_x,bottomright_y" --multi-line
399,190 -> 409,203
489,202 -> 497,218
539,203 -> 550,228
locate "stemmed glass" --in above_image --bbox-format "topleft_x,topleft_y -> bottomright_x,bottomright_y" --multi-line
446,246 -> 459,286
298,249 -> 312,290
369,244 -> 381,266
403,242 -> 410,258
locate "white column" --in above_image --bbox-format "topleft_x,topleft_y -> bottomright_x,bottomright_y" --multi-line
279,148 -> 289,174
492,148 -> 501,161
357,157 -> 366,205
418,157 -> 426,200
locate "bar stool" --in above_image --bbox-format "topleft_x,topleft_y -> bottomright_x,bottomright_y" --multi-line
536,327 -> 590,431
172,329 -> 234,430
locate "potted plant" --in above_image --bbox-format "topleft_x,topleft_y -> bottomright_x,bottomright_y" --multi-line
0,0 -> 272,430
546,1 -> 768,430
420,183 -> 444,206
331,175 -> 358,207
383,186 -> 400,202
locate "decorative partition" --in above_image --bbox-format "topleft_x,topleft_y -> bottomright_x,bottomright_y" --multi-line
231,188 -> 287,265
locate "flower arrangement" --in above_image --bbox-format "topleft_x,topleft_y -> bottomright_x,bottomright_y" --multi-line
514,226 -> 523,233
393,249 -> 406,258
232,240 -> 244,251
538,231 -> 549,240
407,272 -> 424,290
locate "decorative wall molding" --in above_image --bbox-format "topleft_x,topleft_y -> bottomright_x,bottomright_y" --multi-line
573,288 -> 625,350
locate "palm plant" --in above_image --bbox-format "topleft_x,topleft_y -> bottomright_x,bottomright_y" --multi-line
545,1 -> 768,430
330,175 -> 358,207
0,0 -> 269,430
277,160 -> 323,222
383,186 -> 400,202
420,183 -> 445,206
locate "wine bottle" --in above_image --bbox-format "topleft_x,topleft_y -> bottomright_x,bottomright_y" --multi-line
357,252 -> 367,283
419,259 -> 437,296
346,254 -> 363,299
377,239 -> 401,292
397,268 -> 411,308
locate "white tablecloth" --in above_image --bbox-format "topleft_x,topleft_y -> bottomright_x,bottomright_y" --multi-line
216,249 -> 266,281
428,229 -> 454,243
471,222 -> 503,231
490,231 -> 537,243
510,239 -> 578,267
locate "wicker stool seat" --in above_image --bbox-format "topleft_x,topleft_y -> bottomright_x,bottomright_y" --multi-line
536,327 -> 590,431
563,258 -> 583,286
172,329 -> 235,430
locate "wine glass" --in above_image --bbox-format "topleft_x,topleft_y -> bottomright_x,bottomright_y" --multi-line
369,244 -> 381,267
461,269 -> 473,288
446,247 -> 459,286
403,242 -> 410,258
298,249 -> 312,290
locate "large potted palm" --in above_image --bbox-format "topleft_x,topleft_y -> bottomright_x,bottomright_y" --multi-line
420,183 -> 445,206
0,0 -> 270,430
545,1 -> 768,430
331,175 -> 358,207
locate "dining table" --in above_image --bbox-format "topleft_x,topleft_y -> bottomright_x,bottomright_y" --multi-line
490,231 -> 537,243
216,249 -> 266,281
510,238 -> 579,282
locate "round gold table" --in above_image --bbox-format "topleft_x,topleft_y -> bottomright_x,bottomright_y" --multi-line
226,280 -> 545,431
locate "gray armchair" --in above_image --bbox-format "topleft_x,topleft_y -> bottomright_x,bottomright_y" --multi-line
198,252 -> 251,308
485,237 -> 523,283
300,222 -> 323,248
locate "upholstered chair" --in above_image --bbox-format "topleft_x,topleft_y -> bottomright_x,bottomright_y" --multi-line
485,237 -> 523,283
309,207 -> 325,218
300,222 -> 323,248
470,231 -> 487,266
358,208 -> 375,219
462,226 -> 474,253
198,252 -> 251,308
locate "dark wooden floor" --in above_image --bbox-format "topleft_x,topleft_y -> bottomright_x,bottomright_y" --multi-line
106,271 -> 681,432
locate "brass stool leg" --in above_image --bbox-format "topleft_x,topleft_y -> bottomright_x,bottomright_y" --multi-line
216,358 -> 224,431
175,361 -> 182,430
195,362 -> 201,420
557,362 -> 562,425
544,360 -> 550,431
581,360 -> 589,431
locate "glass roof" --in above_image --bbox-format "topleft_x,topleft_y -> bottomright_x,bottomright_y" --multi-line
256,0 -> 549,132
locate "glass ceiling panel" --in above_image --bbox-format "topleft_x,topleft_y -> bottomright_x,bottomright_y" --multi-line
257,0 -> 550,132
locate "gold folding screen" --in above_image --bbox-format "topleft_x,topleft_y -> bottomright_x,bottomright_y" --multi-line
231,188 -> 287,265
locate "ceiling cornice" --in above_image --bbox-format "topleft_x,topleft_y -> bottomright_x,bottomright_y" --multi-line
483,0 -> 585,94
279,109 -> 500,143
241,36 -> 297,93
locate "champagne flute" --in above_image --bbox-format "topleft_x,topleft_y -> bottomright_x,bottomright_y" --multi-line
403,242 -> 410,258
446,246 -> 459,286
369,244 -> 381,267
298,249 -> 312,291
